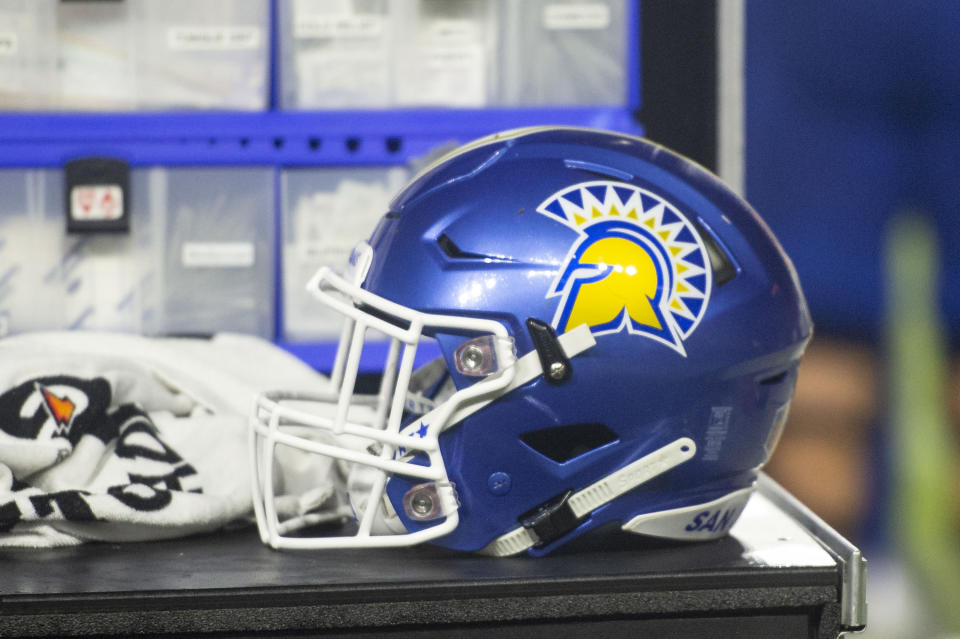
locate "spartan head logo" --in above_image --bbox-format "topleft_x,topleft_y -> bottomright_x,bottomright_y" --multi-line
538,181 -> 712,356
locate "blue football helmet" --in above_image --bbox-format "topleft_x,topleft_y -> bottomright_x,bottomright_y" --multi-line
250,127 -> 812,556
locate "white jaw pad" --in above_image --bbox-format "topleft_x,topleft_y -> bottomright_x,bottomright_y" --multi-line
622,486 -> 754,540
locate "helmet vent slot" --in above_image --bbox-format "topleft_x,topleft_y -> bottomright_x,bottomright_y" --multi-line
692,219 -> 738,286
520,423 -> 618,463
437,233 -> 489,260
759,371 -> 788,386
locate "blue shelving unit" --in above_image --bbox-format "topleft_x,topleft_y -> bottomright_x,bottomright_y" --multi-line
0,0 -> 643,373
0,107 -> 641,168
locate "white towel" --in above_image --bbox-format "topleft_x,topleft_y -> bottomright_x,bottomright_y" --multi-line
0,331 -> 335,547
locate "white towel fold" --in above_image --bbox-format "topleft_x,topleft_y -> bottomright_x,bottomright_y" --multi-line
0,331 -> 339,547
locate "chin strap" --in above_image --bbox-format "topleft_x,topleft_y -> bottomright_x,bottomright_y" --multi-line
479,437 -> 697,557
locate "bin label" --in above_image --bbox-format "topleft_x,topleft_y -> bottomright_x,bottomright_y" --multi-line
167,26 -> 262,51
294,15 -> 384,40
542,4 -> 611,30
181,242 -> 255,268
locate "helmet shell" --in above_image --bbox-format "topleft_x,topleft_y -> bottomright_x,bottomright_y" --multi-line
364,128 -> 811,553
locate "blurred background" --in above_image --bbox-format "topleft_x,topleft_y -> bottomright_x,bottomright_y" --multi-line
746,4 -> 960,638
0,1 -> 958,636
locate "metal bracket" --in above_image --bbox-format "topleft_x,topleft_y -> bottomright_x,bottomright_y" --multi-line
757,473 -> 867,631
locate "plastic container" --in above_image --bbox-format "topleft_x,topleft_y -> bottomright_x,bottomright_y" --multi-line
391,0 -> 499,108
0,0 -> 58,109
0,0 -> 269,111
135,0 -> 269,110
280,165 -> 408,340
499,0 -> 628,106
278,0 -> 498,109
55,0 -> 138,110
147,167 -> 275,337
0,167 -> 274,338
278,0 -> 393,110
276,0 -> 630,110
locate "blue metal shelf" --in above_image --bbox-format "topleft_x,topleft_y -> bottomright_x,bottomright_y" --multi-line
0,107 -> 641,168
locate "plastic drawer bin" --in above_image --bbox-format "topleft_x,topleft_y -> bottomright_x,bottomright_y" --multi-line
500,0 -> 629,106
277,0 -> 628,110
0,0 -> 269,111
391,0 -> 499,108
277,0 -> 393,110
280,165 -> 408,341
278,0 -> 499,109
0,0 -> 59,110
0,167 -> 274,338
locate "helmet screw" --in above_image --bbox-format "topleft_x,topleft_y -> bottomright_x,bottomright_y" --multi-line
459,344 -> 485,372
548,361 -> 567,380
410,491 -> 435,517
488,472 -> 512,496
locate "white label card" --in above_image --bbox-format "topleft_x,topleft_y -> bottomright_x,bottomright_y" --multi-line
294,15 -> 385,40
181,242 -> 255,268
542,3 -> 612,30
426,19 -> 481,43
167,26 -> 262,51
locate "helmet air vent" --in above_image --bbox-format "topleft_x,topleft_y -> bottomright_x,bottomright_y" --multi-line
520,423 -> 619,463
563,159 -> 633,182
692,218 -> 738,286
759,371 -> 788,386
437,233 -> 490,260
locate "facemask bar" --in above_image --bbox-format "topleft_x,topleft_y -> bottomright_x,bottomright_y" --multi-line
250,258 -> 519,550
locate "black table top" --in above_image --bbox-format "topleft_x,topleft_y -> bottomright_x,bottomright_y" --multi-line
0,477 -> 861,638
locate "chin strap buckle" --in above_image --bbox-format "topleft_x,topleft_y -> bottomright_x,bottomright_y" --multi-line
520,489 -> 586,547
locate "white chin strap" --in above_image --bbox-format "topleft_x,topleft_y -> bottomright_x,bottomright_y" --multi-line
480,437 -> 698,557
